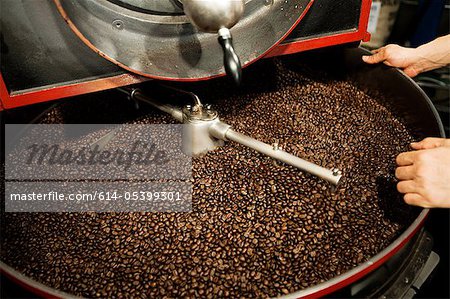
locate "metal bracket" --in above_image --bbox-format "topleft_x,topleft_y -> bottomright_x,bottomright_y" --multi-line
350,229 -> 439,298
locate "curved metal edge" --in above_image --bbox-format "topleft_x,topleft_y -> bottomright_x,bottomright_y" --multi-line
2,213 -> 429,299
356,47 -> 446,139
396,69 -> 446,138
279,209 -> 430,299
2,46 -> 441,299
278,47 -> 446,299
0,216 -> 430,299
54,0 -> 124,74
53,0 -> 315,82
0,261 -> 76,299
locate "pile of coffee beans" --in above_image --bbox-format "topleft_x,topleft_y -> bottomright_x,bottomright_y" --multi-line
1,58 -> 420,298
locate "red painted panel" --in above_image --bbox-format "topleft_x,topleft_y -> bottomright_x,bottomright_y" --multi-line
266,30 -> 364,58
266,0 -> 372,57
0,73 -> 9,111
1,73 -> 149,110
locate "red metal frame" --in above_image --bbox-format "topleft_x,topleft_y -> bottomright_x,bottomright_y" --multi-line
266,0 -> 372,57
0,0 -> 371,111
0,73 -> 9,111
0,72 -> 149,110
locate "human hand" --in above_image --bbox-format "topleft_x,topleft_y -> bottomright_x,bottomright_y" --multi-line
362,44 -> 433,77
362,35 -> 450,77
395,138 -> 450,208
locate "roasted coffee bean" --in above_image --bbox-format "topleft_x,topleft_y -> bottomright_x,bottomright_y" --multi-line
1,59 -> 419,298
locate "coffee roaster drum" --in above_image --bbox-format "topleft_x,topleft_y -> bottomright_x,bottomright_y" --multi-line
53,0 -> 313,80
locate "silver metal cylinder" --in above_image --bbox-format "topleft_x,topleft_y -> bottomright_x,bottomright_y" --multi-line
131,89 -> 184,122
209,121 -> 231,140
224,129 -> 342,185
183,0 -> 245,33
122,87 -> 342,185
183,118 -> 225,156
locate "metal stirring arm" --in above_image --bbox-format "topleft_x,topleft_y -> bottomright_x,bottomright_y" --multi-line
125,88 -> 342,186
118,88 -> 183,122
209,122 -> 341,185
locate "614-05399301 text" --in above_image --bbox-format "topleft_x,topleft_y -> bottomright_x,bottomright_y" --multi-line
8,191 -> 183,202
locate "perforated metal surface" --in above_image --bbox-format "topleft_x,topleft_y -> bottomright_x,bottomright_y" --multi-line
54,0 -> 312,80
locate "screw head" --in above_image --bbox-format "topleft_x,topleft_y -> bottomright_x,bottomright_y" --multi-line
112,19 -> 124,30
332,168 -> 341,176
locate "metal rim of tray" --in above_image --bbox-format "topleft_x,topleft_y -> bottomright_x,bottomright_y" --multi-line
0,209 -> 430,299
0,48 -> 446,298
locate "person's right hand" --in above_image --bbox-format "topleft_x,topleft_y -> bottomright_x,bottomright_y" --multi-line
395,138 -> 450,208
362,44 -> 431,77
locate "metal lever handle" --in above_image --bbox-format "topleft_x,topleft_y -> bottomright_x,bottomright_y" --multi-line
218,28 -> 242,85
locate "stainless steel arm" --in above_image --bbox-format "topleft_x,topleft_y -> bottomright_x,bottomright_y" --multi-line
120,88 -> 184,122
209,123 -> 342,185
121,87 -> 342,185
226,129 -> 341,185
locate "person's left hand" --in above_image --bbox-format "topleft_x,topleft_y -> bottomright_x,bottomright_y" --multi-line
395,138 -> 450,208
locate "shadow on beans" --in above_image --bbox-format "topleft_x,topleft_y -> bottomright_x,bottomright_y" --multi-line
376,176 -> 421,226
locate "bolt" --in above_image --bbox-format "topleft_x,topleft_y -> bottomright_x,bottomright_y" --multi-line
332,168 -> 341,176
112,19 -> 124,30
192,105 -> 200,113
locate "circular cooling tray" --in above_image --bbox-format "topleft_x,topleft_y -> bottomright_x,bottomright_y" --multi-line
54,0 -> 313,81
0,48 -> 445,299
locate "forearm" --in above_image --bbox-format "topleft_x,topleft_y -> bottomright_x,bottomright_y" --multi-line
416,34 -> 450,72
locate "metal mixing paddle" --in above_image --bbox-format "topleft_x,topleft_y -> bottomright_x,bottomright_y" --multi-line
121,87 -> 342,186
